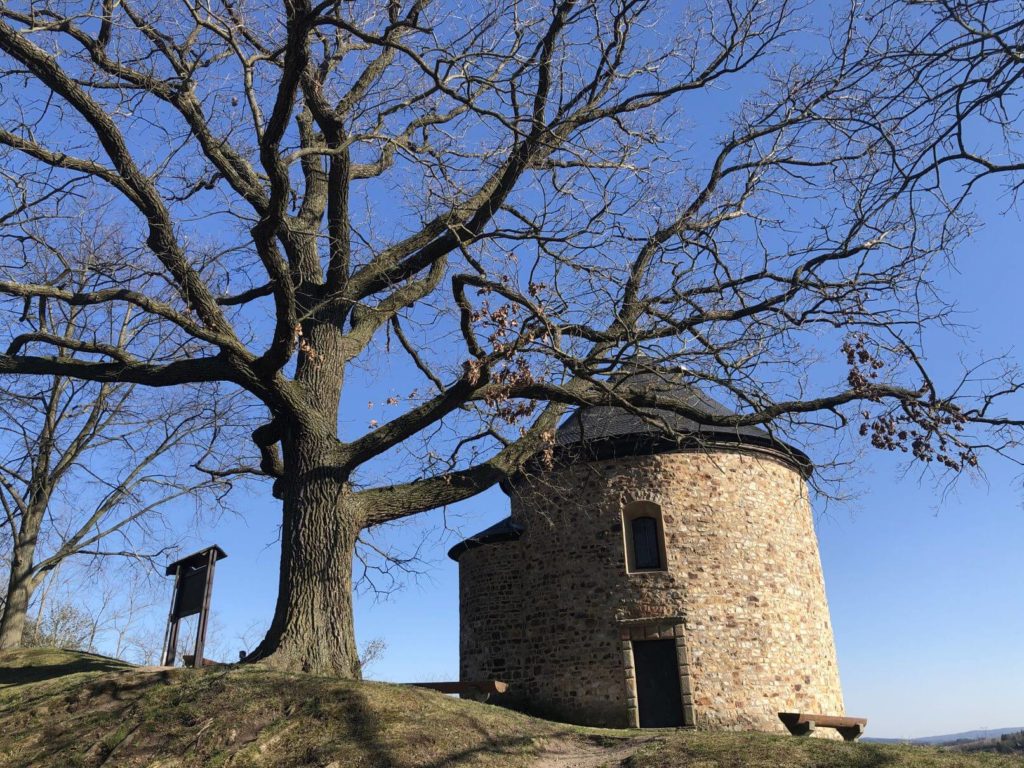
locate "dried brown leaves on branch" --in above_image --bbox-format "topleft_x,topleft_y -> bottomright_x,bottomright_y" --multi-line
0,0 -> 1021,674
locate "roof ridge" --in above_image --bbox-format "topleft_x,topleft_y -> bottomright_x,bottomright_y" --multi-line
556,369 -> 765,447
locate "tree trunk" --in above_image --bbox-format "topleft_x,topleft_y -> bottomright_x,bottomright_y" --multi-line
0,535 -> 38,650
247,430 -> 362,677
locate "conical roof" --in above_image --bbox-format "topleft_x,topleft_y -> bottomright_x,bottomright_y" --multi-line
551,367 -> 811,472
555,370 -> 763,446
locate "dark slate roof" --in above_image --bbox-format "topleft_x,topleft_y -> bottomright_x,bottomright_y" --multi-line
547,368 -> 811,473
554,370 -> 772,447
447,517 -> 524,561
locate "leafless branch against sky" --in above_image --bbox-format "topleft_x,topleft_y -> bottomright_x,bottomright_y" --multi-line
0,0 -> 1021,673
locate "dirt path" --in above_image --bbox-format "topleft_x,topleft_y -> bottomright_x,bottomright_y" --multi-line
531,735 -> 653,768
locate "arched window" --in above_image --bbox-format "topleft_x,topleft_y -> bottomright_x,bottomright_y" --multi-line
631,516 -> 661,570
622,501 -> 667,573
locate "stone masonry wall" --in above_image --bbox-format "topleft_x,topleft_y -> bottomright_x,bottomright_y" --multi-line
458,540 -> 529,711
457,446 -> 845,731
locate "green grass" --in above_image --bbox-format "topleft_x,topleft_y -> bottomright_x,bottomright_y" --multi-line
626,730 -> 1024,768
0,648 -> 1021,768
0,647 -> 571,768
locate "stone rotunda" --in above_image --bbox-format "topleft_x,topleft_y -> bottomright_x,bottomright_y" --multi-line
449,369 -> 845,730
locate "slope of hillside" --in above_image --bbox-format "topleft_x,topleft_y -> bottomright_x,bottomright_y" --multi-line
1,648 -> 1022,768
0,647 -> 573,768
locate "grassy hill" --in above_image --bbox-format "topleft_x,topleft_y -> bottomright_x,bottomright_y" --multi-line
1,648 -> 1021,768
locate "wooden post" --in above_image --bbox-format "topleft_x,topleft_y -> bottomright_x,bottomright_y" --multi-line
161,564 -> 183,667
191,548 -> 217,667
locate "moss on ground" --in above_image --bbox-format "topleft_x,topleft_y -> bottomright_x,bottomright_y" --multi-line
0,647 -> 575,768
1,648 -> 1021,768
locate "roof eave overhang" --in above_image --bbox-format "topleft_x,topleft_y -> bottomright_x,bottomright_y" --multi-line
500,432 -> 812,496
447,519 -> 525,562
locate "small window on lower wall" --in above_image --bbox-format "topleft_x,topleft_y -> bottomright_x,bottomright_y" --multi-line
622,501 -> 668,573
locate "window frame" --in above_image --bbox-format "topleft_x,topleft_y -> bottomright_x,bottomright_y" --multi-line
622,500 -> 668,574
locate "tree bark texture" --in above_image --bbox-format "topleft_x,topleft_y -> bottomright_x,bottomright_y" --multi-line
0,511 -> 42,650
247,427 -> 362,677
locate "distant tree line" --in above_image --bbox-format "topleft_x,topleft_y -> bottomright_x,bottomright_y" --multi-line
950,731 -> 1024,756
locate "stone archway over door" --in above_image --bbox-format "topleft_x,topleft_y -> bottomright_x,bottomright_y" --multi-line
620,618 -> 695,728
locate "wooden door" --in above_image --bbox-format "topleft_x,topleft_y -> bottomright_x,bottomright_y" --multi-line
633,639 -> 684,728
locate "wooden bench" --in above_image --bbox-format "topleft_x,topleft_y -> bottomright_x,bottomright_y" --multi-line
408,681 -> 508,702
778,712 -> 867,741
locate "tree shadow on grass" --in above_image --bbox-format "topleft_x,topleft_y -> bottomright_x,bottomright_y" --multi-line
846,743 -> 927,768
344,686 -> 547,768
0,652 -> 129,688
335,686 -> 399,767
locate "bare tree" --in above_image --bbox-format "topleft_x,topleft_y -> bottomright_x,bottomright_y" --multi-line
0,0 -> 1020,676
0,227 -> 241,649
799,0 -> 1024,468
842,0 -> 1024,240
16,559 -> 166,661
0,370 -> 235,649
